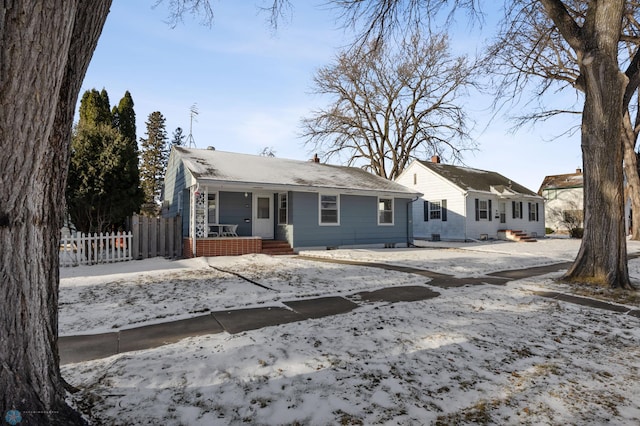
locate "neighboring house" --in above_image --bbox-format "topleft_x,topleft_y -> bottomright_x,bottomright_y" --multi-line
163,147 -> 421,256
538,169 -> 584,233
395,156 -> 546,242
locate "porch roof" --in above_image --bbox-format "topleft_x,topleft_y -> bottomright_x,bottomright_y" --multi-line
174,147 -> 421,197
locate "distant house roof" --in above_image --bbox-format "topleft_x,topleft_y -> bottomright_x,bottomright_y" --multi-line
537,170 -> 583,194
416,160 -> 540,197
173,147 -> 421,197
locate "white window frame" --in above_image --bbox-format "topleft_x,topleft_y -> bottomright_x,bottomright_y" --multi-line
478,200 -> 489,220
207,191 -> 218,225
278,192 -> 288,225
319,193 -> 340,226
429,200 -> 442,220
378,197 -> 394,225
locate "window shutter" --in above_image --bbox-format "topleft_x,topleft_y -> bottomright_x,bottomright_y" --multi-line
528,202 -> 531,221
512,201 -> 516,219
475,198 -> 479,221
442,199 -> 447,222
488,200 -> 492,221
536,202 -> 539,222
424,201 -> 429,222
519,202 -> 523,219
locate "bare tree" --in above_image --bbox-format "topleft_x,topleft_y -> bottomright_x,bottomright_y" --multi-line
486,0 -> 640,242
328,0 -> 634,289
301,32 -> 477,180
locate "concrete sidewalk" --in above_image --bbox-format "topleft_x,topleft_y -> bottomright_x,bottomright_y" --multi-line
58,258 -> 640,365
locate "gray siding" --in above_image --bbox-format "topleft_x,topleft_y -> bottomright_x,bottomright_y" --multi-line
219,191 -> 253,237
290,192 -> 411,248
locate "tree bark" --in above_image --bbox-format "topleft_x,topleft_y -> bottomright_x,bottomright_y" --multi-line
558,0 -> 632,289
622,111 -> 640,240
0,1 -> 112,424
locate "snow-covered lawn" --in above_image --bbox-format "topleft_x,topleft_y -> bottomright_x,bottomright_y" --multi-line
61,238 -> 640,425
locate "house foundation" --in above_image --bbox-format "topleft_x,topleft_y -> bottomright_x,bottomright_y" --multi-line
183,237 -> 262,257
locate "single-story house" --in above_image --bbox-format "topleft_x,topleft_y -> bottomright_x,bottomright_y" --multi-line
395,156 -> 546,242
538,169 -> 584,233
163,147 -> 421,256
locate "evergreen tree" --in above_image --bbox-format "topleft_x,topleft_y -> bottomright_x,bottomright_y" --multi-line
139,111 -> 169,216
171,126 -> 186,147
78,88 -> 112,126
67,88 -> 143,232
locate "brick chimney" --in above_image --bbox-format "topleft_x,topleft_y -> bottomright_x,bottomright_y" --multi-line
431,155 -> 441,164
311,153 -> 320,163
576,168 -> 582,174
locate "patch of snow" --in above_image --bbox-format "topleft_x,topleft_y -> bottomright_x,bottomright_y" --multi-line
60,239 -> 640,425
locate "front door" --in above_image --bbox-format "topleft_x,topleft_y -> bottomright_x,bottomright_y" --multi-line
499,202 -> 506,224
253,193 -> 274,239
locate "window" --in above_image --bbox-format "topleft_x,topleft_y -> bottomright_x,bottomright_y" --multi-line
257,197 -> 270,219
512,201 -> 523,219
378,197 -> 394,225
207,192 -> 217,223
429,201 -> 441,220
528,202 -> 539,221
278,193 -> 288,224
478,200 -> 488,219
475,199 -> 492,221
320,194 -> 339,225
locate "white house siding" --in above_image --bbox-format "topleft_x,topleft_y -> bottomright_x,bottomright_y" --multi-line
543,187 -> 583,232
465,194 -> 545,240
396,162 -> 467,241
396,160 -> 546,242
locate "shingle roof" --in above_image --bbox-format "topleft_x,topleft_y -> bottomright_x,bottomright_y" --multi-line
417,160 -> 539,197
537,171 -> 583,194
174,147 -> 420,197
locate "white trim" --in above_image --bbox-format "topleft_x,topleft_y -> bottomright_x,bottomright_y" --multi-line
319,193 -> 340,226
278,192 -> 288,225
377,196 -> 394,226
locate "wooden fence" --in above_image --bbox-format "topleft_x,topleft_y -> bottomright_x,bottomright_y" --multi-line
129,214 -> 182,260
60,232 -> 133,267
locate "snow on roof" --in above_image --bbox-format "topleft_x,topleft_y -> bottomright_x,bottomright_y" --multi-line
417,160 -> 539,197
538,171 -> 584,193
173,147 -> 420,196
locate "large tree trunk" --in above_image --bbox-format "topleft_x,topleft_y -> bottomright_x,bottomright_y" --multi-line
0,1 -> 111,424
622,112 -> 640,240
561,3 -> 631,289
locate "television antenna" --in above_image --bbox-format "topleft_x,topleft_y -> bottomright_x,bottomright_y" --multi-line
186,103 -> 198,148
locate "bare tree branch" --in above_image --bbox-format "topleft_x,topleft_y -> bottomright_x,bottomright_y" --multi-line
300,31 -> 477,180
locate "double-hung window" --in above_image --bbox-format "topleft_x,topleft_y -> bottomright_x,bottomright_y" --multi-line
429,201 -> 441,220
319,194 -> 339,225
528,202 -> 539,221
478,200 -> 488,219
378,197 -> 394,225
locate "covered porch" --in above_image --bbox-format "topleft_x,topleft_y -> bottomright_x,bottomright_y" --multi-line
184,183 -> 291,257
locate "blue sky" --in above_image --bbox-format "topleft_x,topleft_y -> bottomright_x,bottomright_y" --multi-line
80,1 -> 583,191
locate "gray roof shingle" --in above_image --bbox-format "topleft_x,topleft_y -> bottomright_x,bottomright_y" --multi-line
417,160 -> 539,197
175,147 -> 420,196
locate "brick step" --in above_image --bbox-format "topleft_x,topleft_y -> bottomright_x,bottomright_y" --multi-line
261,240 -> 295,255
499,229 -> 538,243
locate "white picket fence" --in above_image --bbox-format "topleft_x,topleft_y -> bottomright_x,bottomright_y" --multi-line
60,232 -> 133,267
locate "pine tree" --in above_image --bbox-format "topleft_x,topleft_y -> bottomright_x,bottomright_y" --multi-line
67,89 -> 143,232
171,126 -> 186,147
139,111 -> 169,216
78,88 -> 112,126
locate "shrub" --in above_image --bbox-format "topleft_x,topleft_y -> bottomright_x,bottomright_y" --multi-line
570,228 -> 584,239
